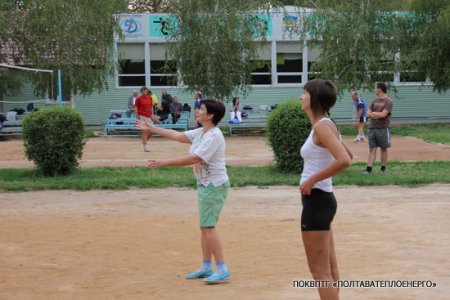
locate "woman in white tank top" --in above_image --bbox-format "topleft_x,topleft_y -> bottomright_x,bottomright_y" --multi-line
299,79 -> 353,300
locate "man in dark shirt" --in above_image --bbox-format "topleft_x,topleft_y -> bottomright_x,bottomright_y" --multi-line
363,82 -> 394,175
156,98 -> 171,122
170,96 -> 183,124
161,89 -> 173,104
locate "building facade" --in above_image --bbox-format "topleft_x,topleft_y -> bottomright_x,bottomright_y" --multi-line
2,7 -> 449,125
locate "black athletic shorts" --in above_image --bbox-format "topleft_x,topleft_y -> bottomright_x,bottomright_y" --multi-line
301,188 -> 337,231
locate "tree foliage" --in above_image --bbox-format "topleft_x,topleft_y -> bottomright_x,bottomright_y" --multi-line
166,0 -> 270,100
288,0 -> 450,93
398,0 -> 450,92
127,0 -> 169,13
1,0 -> 127,99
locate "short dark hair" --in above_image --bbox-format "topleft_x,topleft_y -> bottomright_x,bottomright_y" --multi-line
376,82 -> 387,93
304,79 -> 337,117
140,86 -> 148,92
200,99 -> 225,126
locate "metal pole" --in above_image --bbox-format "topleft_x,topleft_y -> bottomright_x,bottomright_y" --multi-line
58,69 -> 63,106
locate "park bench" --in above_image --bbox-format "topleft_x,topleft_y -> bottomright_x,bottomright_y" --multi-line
103,109 -> 190,137
228,104 -> 272,135
0,112 -> 26,137
0,119 -> 23,136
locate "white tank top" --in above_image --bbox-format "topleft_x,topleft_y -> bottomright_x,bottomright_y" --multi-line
300,118 -> 336,192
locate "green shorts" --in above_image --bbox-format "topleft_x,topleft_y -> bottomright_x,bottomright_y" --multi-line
197,181 -> 230,227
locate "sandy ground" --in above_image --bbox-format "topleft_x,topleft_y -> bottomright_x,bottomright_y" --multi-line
1,186 -> 450,300
1,135 -> 450,168
1,136 -> 450,299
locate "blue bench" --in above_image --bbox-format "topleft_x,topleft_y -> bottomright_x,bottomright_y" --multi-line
104,110 -> 190,137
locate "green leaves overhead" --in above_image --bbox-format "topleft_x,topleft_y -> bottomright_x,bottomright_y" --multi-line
166,0 -> 270,100
1,0 -> 127,98
290,0 -> 450,93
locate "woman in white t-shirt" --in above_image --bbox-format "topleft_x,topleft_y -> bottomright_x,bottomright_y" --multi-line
299,79 -> 352,300
136,99 -> 231,284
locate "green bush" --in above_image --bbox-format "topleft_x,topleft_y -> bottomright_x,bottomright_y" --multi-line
22,106 -> 86,176
266,100 -> 311,173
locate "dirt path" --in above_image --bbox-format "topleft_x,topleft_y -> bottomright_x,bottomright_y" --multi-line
1,135 -> 450,168
1,135 -> 449,299
1,185 -> 449,299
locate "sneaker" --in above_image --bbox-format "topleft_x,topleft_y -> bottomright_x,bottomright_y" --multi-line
185,269 -> 213,279
203,271 -> 231,284
143,145 -> 150,152
380,169 -> 386,175
352,137 -> 360,142
359,136 -> 365,142
362,170 -> 371,175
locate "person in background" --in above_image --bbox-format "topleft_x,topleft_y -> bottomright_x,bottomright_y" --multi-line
230,97 -> 242,122
161,89 -> 173,104
170,96 -> 183,124
156,97 -> 171,122
363,82 -> 394,175
151,91 -> 159,115
126,90 -> 139,118
351,91 -> 367,142
194,91 -> 203,128
134,86 -> 158,152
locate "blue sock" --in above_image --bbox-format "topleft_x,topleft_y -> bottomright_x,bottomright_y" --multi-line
201,260 -> 212,271
216,262 -> 228,274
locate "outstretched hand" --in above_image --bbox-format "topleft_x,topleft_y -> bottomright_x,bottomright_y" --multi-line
135,119 -> 155,132
148,159 -> 164,169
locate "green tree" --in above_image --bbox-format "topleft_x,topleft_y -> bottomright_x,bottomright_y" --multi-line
286,0 -> 449,93
128,0 -> 169,13
0,1 -> 24,97
398,0 -> 450,92
1,0 -> 127,100
166,0 -> 270,100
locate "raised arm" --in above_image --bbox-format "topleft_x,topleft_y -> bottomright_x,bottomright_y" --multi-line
135,119 -> 191,143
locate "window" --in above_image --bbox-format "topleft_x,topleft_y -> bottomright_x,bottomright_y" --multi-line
276,42 -> 302,84
117,43 -> 145,87
149,43 -> 177,86
251,43 -> 271,85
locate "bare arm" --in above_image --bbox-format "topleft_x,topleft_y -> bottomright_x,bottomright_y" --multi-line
300,122 -> 352,195
135,119 -> 191,143
357,107 -> 363,118
369,109 -> 390,119
341,140 -> 353,160
148,154 -> 202,168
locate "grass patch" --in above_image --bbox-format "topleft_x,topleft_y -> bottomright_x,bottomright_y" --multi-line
339,123 -> 450,144
1,161 -> 450,191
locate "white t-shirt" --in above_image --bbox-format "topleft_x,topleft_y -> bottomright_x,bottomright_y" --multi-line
184,127 -> 229,187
